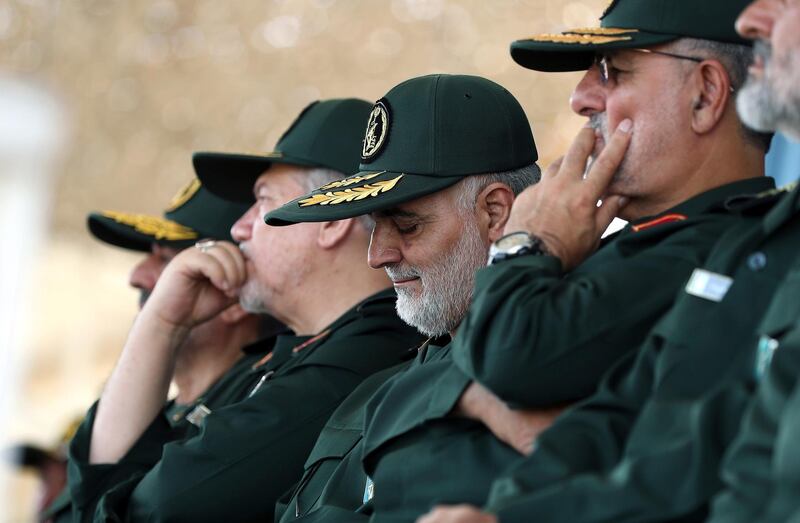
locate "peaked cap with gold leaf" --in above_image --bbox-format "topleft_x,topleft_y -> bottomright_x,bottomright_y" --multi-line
87,179 -> 249,252
511,0 -> 753,72
192,98 -> 372,204
265,74 -> 537,226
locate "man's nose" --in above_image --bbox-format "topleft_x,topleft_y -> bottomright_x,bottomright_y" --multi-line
231,205 -> 257,242
570,66 -> 606,117
736,0 -> 777,41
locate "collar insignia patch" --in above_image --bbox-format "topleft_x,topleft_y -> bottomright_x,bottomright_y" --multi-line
101,211 -> 199,240
362,101 -> 390,161
166,178 -> 201,212
631,213 -> 687,232
298,174 -> 403,207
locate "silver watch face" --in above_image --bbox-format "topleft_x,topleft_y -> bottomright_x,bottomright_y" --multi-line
495,231 -> 533,251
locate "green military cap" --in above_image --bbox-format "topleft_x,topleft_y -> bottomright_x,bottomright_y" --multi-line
511,0 -> 753,72
192,98 -> 373,203
87,178 -> 249,252
264,74 -> 537,226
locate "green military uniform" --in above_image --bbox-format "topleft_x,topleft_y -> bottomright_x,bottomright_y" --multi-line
66,98 -> 425,522
707,258 -> 800,522
265,69 -> 773,520
274,359 -> 417,523
46,180 -> 267,523
471,2 -> 796,521
484,185 -> 800,522
453,179 -> 774,407
68,290 -> 419,522
266,74 -> 537,522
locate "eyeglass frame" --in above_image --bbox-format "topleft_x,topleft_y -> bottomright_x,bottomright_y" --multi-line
593,48 -> 736,93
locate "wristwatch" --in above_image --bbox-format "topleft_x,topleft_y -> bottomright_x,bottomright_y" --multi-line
488,231 -> 548,265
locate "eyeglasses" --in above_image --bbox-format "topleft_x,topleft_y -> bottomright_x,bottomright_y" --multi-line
594,48 -> 735,92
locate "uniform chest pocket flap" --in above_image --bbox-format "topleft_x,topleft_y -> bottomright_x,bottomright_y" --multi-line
756,268 -> 800,341
303,426 -> 363,469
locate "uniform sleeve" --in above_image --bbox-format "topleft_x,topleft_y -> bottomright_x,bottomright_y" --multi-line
72,365 -> 363,523
486,337 -> 753,523
67,402 -> 182,522
452,224 -> 720,407
708,341 -> 800,523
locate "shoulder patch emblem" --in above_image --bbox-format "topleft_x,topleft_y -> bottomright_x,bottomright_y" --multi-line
165,179 -> 201,212
362,101 -> 390,161
298,175 -> 403,207
631,213 -> 687,232
101,211 -> 198,241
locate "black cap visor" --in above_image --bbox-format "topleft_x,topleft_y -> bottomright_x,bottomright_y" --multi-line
88,212 -> 199,252
511,28 -> 677,72
264,170 -> 464,226
193,151 -> 325,203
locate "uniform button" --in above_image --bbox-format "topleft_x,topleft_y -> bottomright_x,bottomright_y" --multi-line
747,251 -> 767,271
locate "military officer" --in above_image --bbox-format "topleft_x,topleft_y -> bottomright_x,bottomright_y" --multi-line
418,2 -> 800,523
45,181 -> 273,522
706,1 -> 800,521
265,73 -> 541,523
67,98 -> 423,522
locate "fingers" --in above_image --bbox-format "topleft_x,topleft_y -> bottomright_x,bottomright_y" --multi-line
542,156 -> 563,179
192,241 -> 246,296
585,119 -> 632,198
556,126 -> 597,180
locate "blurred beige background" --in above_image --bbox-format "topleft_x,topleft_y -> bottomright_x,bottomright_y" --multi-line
1,0 -> 606,519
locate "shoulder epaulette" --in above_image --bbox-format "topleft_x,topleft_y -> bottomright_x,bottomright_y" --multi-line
723,181 -> 796,214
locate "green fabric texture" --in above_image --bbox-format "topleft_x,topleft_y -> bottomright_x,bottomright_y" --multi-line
275,360 -> 414,523
45,341 -> 273,523
66,289 -> 423,523
345,179 -> 773,522
87,181 -> 249,252
708,290 -> 800,522
193,98 -> 373,203
265,74 -> 537,226
480,183 -> 800,522
510,0 -> 753,72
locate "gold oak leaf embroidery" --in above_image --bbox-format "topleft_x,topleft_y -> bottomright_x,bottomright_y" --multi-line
318,172 -> 384,191
101,211 -> 199,240
298,175 -> 404,207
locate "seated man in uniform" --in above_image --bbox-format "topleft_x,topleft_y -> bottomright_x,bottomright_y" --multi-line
419,2 -> 800,523
269,41 -> 769,518
67,98 -> 423,522
706,2 -> 800,522
45,180 -> 276,523
265,73 -> 540,523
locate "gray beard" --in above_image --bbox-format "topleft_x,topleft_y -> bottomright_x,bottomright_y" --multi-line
387,217 -> 488,337
737,41 -> 800,140
238,241 -> 272,314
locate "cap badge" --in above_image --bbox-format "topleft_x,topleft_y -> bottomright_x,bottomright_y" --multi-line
298,174 -> 403,207
165,178 -> 201,212
101,211 -> 199,241
362,101 -> 390,161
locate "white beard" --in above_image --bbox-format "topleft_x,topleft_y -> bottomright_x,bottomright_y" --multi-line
387,217 -> 488,337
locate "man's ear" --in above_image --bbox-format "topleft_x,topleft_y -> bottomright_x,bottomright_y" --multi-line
317,218 -> 355,249
476,183 -> 515,243
690,60 -> 732,135
220,303 -> 251,324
